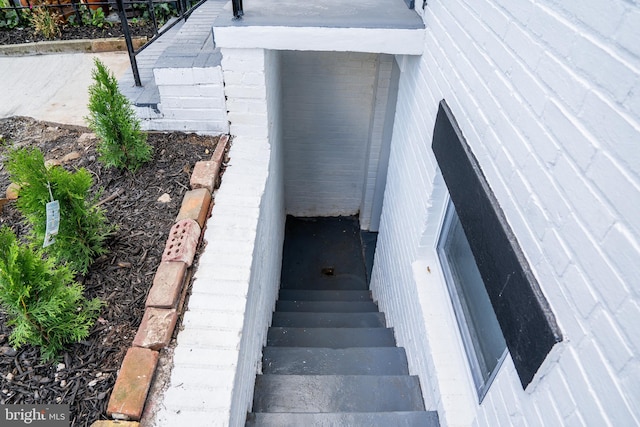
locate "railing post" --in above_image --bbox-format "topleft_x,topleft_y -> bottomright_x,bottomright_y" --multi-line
147,0 -> 158,35
115,0 -> 142,86
231,0 -> 242,19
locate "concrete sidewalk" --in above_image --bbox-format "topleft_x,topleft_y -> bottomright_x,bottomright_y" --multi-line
0,52 -> 130,127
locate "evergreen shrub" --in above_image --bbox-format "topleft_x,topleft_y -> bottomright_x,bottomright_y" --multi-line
0,226 -> 102,362
6,147 -> 112,273
86,59 -> 152,172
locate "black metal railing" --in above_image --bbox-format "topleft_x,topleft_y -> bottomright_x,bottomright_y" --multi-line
1,0 -> 204,86
113,0 -> 205,86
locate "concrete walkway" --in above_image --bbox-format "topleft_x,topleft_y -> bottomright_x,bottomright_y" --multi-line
0,52 -> 130,126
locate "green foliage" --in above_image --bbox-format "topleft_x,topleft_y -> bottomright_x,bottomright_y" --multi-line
86,58 -> 152,172
30,5 -> 62,39
66,4 -> 109,28
6,147 -> 112,273
0,3 -> 21,29
88,6 -> 107,27
131,1 -> 176,26
0,0 -> 20,29
0,226 -> 102,362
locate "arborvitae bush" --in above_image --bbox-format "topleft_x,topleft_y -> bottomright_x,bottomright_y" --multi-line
6,147 -> 112,273
86,58 -> 152,172
0,226 -> 102,362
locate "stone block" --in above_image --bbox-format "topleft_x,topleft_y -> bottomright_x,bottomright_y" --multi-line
146,261 -> 187,308
107,347 -> 159,421
176,188 -> 212,228
91,37 -> 147,53
133,308 -> 178,350
161,219 -> 201,267
6,183 -> 20,200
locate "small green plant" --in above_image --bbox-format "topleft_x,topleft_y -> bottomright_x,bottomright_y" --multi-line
131,1 -> 176,26
67,4 -> 108,28
0,0 -> 21,29
30,5 -> 62,39
86,59 -> 152,172
6,147 -> 112,273
88,7 -> 107,27
0,226 -> 102,362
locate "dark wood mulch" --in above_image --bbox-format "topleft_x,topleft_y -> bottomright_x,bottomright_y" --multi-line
0,21 -> 157,45
0,116 -> 222,426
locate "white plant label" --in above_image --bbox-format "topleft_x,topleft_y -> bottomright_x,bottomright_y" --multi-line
43,200 -> 60,248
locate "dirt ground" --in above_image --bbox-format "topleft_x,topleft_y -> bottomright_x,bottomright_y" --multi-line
0,116 -> 222,426
0,21 -> 156,45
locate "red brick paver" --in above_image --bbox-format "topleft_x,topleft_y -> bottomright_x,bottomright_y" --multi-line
175,188 -> 212,228
161,219 -> 201,267
146,261 -> 187,308
133,308 -> 178,350
190,134 -> 229,192
190,161 -> 218,193
107,347 -> 159,421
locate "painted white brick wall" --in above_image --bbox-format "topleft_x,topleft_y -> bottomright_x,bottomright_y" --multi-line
227,48 -> 285,426
371,0 -> 640,426
281,51 -> 378,217
153,64 -> 229,133
154,48 -> 284,426
361,54 -> 395,231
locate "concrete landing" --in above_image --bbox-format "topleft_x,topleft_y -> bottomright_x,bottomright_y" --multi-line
212,0 -> 425,54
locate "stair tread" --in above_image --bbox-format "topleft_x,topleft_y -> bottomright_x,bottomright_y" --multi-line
267,327 -> 397,348
276,301 -> 379,313
262,347 -> 409,375
246,411 -> 439,427
278,290 -> 373,301
281,277 -> 369,291
272,312 -> 386,328
252,375 -> 426,413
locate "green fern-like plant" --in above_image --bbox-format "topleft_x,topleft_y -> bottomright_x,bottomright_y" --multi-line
86,58 -> 152,172
6,147 -> 112,273
0,226 -> 102,362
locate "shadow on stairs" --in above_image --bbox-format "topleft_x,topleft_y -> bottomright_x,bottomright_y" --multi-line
246,216 -> 439,426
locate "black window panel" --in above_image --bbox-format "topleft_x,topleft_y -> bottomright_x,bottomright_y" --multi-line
431,100 -> 562,388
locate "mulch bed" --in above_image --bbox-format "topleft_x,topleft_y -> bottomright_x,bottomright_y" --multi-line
0,116 -> 221,426
0,20 -> 156,45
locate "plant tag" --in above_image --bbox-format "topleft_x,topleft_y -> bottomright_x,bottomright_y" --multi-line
43,200 -> 60,248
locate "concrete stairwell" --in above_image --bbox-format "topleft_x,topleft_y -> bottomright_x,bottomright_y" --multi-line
246,216 -> 439,426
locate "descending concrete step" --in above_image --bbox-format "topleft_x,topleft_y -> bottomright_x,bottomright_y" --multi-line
252,375 -> 426,413
267,327 -> 396,348
271,312 -> 386,328
262,347 -> 409,375
276,301 -> 378,313
246,411 -> 439,427
278,289 -> 372,301
281,276 -> 369,291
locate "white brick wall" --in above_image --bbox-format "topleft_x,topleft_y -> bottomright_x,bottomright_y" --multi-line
281,51 -> 378,217
371,0 -> 640,426
154,48 -> 284,426
153,64 -> 229,134
361,55 -> 396,231
227,48 -> 286,426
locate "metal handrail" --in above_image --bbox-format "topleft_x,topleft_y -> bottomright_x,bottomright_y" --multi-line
1,0 -> 205,86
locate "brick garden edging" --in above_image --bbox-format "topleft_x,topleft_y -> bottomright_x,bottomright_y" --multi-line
93,134 -> 229,425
